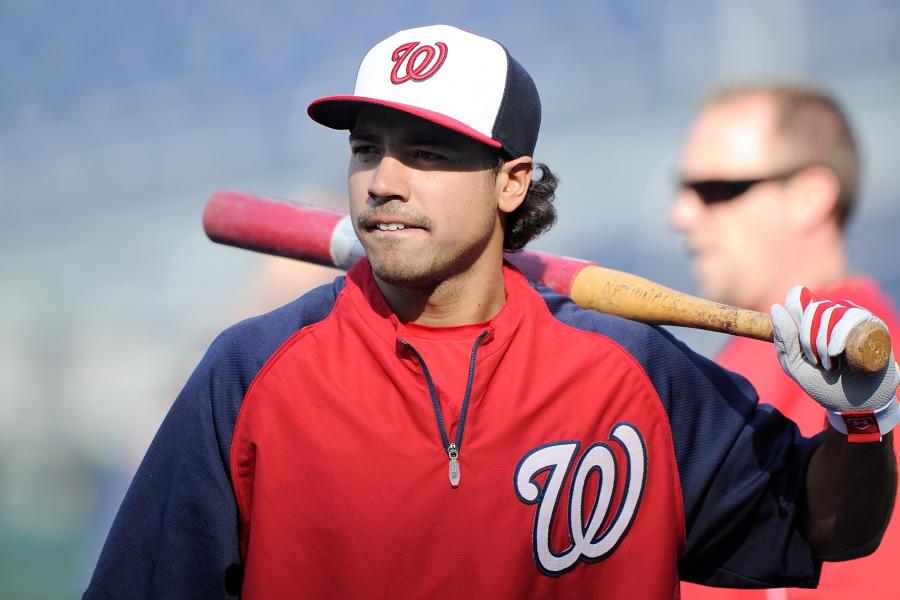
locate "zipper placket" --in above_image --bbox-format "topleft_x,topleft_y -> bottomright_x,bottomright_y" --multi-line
399,329 -> 490,488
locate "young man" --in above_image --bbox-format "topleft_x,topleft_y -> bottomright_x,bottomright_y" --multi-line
85,27 -> 898,599
674,85 -> 900,599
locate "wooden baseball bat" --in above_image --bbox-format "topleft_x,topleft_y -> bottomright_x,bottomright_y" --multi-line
202,189 -> 891,373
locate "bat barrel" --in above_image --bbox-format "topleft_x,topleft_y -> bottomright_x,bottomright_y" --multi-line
203,190 -> 343,267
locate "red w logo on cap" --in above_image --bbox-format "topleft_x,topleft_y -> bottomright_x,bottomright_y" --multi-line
390,41 -> 448,84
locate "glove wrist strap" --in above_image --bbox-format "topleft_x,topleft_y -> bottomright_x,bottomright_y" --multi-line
826,396 -> 900,442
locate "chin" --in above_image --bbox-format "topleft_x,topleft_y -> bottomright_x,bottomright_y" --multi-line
697,277 -> 728,305
370,259 -> 442,289
706,285 -> 740,308
368,234 -> 492,291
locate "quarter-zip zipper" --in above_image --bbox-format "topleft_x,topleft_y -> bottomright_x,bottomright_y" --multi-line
399,329 -> 490,488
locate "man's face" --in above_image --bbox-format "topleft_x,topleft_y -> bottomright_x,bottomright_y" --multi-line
671,96 -> 794,311
348,106 -> 502,289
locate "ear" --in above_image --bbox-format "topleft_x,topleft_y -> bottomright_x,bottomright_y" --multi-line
496,156 -> 534,214
786,165 -> 841,232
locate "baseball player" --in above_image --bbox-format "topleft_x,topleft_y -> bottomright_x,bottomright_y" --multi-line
84,25 -> 899,599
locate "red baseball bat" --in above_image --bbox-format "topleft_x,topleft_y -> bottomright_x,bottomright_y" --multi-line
203,189 -> 891,373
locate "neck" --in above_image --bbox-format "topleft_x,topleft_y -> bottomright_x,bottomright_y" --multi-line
752,231 -> 849,312
374,255 -> 508,326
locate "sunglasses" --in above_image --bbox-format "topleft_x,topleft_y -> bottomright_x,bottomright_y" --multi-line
679,164 -> 814,205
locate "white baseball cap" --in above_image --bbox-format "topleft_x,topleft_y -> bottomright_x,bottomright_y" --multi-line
308,24 -> 541,158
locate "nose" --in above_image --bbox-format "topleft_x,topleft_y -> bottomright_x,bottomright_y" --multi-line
368,154 -> 409,205
669,186 -> 706,233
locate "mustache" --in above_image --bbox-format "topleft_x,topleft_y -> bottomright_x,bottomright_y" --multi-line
356,206 -> 432,230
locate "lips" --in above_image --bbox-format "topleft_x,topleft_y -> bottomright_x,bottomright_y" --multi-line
365,219 -> 419,233
359,211 -> 429,233
374,222 -> 408,231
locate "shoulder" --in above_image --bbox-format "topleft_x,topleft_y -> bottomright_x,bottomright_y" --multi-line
186,277 -> 347,412
208,276 -> 346,369
532,283 -> 772,483
158,276 -> 347,464
533,283 -> 742,396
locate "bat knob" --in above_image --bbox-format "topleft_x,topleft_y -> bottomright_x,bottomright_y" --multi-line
845,322 -> 892,374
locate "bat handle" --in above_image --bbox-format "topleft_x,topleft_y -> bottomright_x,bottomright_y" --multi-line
676,308 -> 891,373
565,265 -> 890,374
734,311 -> 890,374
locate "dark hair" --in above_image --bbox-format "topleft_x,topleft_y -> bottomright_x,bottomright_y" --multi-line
706,84 -> 860,227
490,159 -> 558,251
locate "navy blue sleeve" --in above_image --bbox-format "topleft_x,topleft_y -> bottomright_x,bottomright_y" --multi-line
541,286 -> 822,589
83,278 -> 344,599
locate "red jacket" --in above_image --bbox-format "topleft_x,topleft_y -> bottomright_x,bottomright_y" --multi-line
86,261 -> 823,599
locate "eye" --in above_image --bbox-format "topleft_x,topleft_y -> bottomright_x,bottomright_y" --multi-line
412,149 -> 446,161
351,144 -> 380,156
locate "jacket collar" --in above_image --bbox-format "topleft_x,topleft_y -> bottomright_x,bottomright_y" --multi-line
343,258 -> 532,354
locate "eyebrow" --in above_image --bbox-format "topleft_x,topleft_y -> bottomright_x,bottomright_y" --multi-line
348,129 -> 455,148
348,130 -> 378,143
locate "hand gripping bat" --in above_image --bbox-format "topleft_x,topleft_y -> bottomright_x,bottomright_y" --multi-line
202,189 -> 891,373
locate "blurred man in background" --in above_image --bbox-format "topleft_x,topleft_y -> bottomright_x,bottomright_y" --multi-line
673,84 -> 900,599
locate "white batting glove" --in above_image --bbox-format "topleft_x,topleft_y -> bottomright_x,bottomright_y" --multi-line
771,285 -> 900,442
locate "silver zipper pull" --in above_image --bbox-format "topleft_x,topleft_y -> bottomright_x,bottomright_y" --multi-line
448,443 -> 460,487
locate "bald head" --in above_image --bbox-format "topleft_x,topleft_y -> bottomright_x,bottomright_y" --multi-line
703,85 -> 860,226
680,91 -> 781,182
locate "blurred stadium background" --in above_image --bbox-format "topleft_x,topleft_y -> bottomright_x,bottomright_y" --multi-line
2,1 -> 899,597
